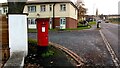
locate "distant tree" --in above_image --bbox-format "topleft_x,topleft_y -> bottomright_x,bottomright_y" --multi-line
99,14 -> 104,19
75,0 -> 87,21
7,0 -> 27,13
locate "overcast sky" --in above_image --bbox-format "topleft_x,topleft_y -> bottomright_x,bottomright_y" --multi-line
83,0 -> 120,15
0,0 -> 120,15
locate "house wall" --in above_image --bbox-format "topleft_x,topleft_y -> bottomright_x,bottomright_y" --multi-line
66,17 -> 77,29
35,17 -> 77,29
1,2 -> 78,29
69,3 -> 78,20
0,2 -> 78,20
54,3 -> 69,18
24,3 -> 73,19
53,17 -> 77,29
24,4 -> 54,18
24,3 -> 78,29
54,18 -> 60,27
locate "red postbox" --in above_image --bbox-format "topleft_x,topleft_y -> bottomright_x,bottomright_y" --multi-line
36,18 -> 49,46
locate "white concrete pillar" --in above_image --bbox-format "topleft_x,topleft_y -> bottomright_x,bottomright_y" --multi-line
8,14 -> 28,56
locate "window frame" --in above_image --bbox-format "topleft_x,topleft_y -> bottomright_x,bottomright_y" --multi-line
49,5 -> 52,11
3,7 -> 8,13
40,5 -> 46,12
28,18 -> 36,24
28,6 -> 36,12
60,4 -> 66,11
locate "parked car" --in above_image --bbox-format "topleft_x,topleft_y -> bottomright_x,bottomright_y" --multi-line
97,20 -> 102,23
105,20 -> 109,23
86,18 -> 96,22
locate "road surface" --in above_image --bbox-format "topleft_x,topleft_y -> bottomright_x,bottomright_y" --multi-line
28,30 -> 114,66
100,22 -> 120,63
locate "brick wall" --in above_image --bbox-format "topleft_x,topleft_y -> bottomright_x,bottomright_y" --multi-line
66,17 -> 78,29
43,17 -> 77,29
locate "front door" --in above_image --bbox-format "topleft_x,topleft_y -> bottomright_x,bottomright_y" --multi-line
60,18 -> 66,29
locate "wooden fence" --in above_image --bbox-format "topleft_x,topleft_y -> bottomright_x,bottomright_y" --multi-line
0,15 -> 10,67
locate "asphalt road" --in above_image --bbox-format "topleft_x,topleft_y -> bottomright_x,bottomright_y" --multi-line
100,22 -> 120,62
28,30 -> 114,66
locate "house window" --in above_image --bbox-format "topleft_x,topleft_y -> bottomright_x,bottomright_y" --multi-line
40,5 -> 46,12
49,5 -> 52,11
60,18 -> 66,24
28,18 -> 36,24
28,6 -> 36,12
60,4 -> 66,11
3,7 -> 8,13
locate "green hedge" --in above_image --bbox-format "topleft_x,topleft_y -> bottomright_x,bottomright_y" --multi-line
109,18 -> 120,24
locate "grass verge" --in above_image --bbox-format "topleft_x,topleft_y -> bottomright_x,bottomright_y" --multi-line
28,29 -> 37,33
89,21 -> 96,25
28,22 -> 96,32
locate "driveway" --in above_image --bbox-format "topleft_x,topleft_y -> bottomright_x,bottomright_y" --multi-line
28,30 -> 113,66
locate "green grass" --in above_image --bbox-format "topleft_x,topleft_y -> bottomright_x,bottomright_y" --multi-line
65,26 -> 91,31
41,50 -> 54,58
77,23 -> 84,26
28,28 -> 58,32
49,28 -> 57,31
28,38 -> 37,44
28,22 -> 95,32
28,26 -> 91,32
28,29 -> 37,33
89,21 -> 96,25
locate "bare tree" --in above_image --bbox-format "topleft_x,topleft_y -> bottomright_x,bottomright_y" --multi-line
75,0 -> 87,21
7,0 -> 27,13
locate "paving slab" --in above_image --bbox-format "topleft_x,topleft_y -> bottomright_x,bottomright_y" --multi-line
4,51 -> 25,68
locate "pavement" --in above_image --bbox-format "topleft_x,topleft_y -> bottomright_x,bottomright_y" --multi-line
4,51 -> 25,68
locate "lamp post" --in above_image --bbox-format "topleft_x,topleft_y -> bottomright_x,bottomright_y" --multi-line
93,3 -> 95,21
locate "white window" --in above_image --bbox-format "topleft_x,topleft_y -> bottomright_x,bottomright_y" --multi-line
49,5 -> 52,11
28,18 -> 36,24
3,7 -> 8,13
40,5 -> 46,12
28,6 -> 36,12
60,4 -> 66,11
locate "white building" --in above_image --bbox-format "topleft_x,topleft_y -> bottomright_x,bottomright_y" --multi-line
0,0 -> 78,29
